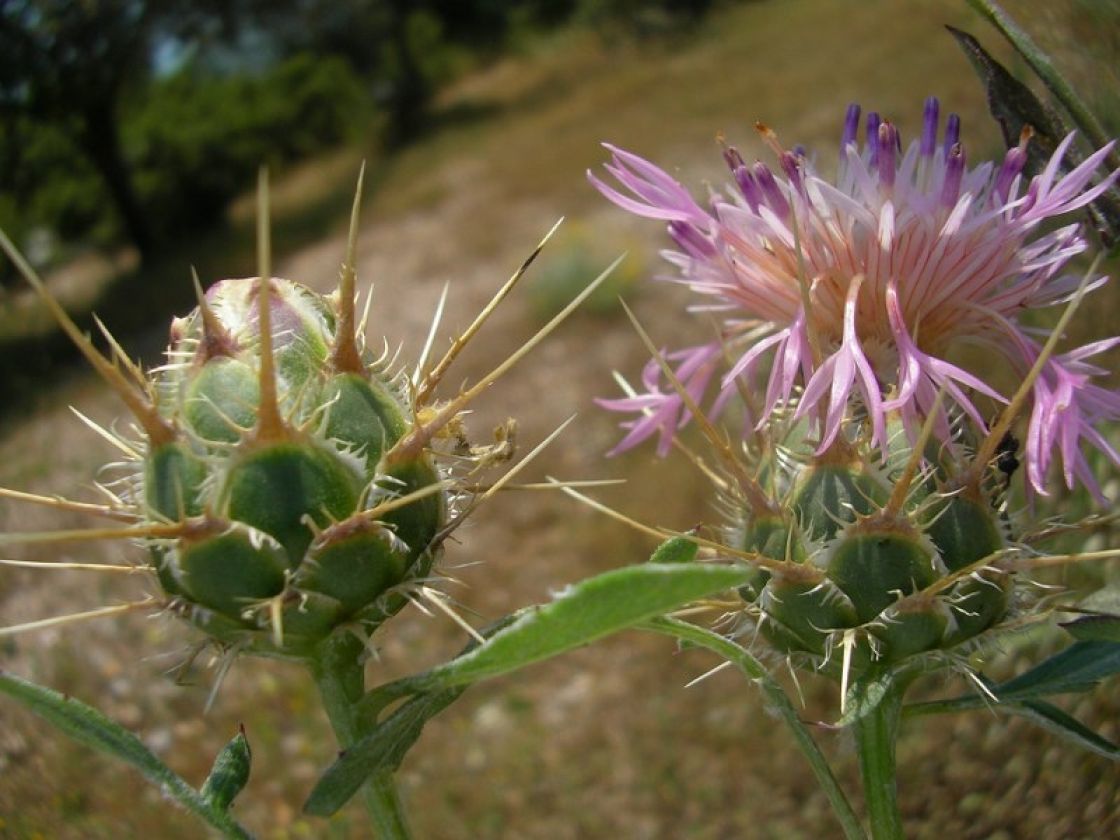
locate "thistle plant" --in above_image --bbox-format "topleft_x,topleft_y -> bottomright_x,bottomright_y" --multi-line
585,20 -> 1120,837
1,156 -> 772,835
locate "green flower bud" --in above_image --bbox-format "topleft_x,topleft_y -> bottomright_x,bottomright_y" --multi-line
737,420 -> 1012,680
144,276 -> 446,656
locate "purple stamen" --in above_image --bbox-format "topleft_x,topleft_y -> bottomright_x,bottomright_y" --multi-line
940,143 -> 965,207
995,129 -> 1031,203
867,112 -> 881,167
723,145 -> 746,171
752,162 -> 789,218
878,122 -> 897,188
943,113 -> 960,160
734,165 -> 762,212
780,150 -> 803,192
921,96 -> 939,158
841,103 -> 861,153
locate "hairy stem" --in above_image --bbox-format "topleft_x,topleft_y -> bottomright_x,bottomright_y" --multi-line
854,681 -> 905,840
310,635 -> 412,839
642,616 -> 866,840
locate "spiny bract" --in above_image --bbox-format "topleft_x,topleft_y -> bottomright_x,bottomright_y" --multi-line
0,176 -> 592,660
733,413 -> 1013,679
146,274 -> 444,656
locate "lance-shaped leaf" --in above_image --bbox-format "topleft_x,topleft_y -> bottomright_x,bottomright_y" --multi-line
1061,615 -> 1120,643
390,563 -> 753,692
908,640 -> 1120,716
304,689 -> 462,817
303,563 -> 752,816
997,640 -> 1120,698
947,25 -> 1068,167
0,671 -> 253,838
904,641 -> 1120,761
948,24 -> 1120,248
1010,697 -> 1120,761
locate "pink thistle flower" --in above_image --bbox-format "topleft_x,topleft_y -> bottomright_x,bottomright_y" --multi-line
591,98 -> 1119,495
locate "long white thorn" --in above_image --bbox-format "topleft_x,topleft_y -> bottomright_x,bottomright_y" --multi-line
619,299 -> 772,515
413,282 -> 450,390
839,629 -> 856,715
684,659 -> 733,688
476,414 -> 577,504
414,217 -> 564,404
386,254 -> 620,467
0,598 -> 158,638
0,558 -> 139,573
971,256 -> 1101,479
0,486 -> 137,522
69,407 -> 142,459
419,586 -> 485,644
546,477 -> 668,542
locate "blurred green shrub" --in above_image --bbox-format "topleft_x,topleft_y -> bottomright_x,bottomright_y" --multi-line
526,223 -> 646,322
573,0 -> 719,39
128,54 -> 371,238
0,118 -> 110,286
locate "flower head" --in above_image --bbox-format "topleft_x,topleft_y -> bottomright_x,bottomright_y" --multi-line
591,98 -> 1119,495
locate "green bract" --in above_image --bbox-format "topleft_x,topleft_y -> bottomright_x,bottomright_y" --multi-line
737,421 -> 1012,677
147,276 -> 443,656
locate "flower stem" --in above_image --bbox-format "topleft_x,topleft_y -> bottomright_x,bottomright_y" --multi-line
310,634 -> 413,839
853,682 -> 905,840
642,616 -> 866,840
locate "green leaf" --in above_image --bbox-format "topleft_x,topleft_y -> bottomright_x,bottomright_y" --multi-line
964,0 -> 1118,159
906,641 -> 1120,717
947,23 -> 1120,249
946,25 -> 1067,166
999,641 -> 1120,698
201,726 -> 253,812
1010,698 -> 1120,761
1061,615 -> 1120,643
0,671 -> 253,838
303,689 -> 462,817
394,563 -> 753,692
303,564 -> 752,818
649,535 -> 699,564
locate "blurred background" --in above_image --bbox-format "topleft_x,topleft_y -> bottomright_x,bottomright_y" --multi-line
2,0 -> 1119,836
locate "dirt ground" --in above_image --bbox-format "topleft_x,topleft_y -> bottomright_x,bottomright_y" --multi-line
2,1 -> 1119,837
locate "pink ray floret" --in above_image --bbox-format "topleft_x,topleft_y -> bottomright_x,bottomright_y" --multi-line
591,98 -> 1119,494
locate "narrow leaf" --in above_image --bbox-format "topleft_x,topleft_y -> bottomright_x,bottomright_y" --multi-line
1061,615 -> 1120,643
947,24 -> 1120,247
1010,698 -> 1120,761
304,565 -> 750,817
906,640 -> 1120,720
965,0 -> 1118,161
946,25 -> 1067,166
999,640 -> 1120,698
396,563 -> 753,692
303,689 -> 461,817
0,671 -> 253,838
201,726 -> 253,812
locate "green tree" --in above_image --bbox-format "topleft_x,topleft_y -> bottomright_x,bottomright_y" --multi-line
0,0 -> 243,262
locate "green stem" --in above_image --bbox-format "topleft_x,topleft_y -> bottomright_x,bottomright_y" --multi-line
967,0 -> 1120,171
642,616 -> 866,840
853,682 -> 905,840
310,635 -> 413,839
